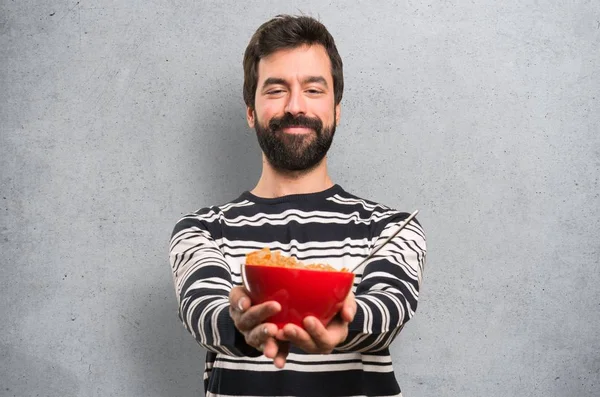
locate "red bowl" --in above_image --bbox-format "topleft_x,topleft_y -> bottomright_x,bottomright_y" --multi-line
242,264 -> 355,329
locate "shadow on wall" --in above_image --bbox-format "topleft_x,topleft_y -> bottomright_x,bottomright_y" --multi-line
119,84 -> 259,397
192,81 -> 262,205
0,344 -> 81,397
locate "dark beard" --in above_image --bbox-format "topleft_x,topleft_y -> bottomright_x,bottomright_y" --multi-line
254,111 -> 336,172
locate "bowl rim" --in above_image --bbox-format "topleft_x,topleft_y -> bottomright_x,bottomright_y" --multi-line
243,262 -> 352,274
240,262 -> 354,294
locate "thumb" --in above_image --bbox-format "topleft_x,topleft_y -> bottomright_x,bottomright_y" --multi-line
341,292 -> 356,323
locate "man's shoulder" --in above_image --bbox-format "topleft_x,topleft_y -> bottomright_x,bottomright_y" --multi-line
332,187 -> 397,214
334,186 -> 420,229
178,192 -> 254,221
170,192 -> 255,234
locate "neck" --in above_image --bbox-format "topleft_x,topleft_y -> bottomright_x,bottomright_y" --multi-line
251,155 -> 334,198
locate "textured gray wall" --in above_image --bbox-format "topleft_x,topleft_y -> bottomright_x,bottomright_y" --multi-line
1,1 -> 599,396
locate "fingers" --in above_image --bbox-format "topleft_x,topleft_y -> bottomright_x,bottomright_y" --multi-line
245,323 -> 278,352
273,341 -> 290,369
236,301 -> 281,332
229,286 -> 281,333
229,288 -> 352,366
340,292 -> 357,323
261,334 -> 280,359
281,320 -> 323,353
246,324 -> 288,369
228,287 -> 286,368
280,316 -> 349,354
228,287 -> 251,326
229,286 -> 251,312
304,316 -> 330,342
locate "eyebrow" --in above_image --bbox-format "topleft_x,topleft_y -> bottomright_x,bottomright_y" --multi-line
261,76 -> 329,90
303,76 -> 328,87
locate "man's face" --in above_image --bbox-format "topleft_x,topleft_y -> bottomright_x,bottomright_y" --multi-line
247,44 -> 341,172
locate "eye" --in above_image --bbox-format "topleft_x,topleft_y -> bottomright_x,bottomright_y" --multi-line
306,88 -> 325,95
266,89 -> 286,95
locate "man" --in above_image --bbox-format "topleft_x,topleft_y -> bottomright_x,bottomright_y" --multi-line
169,14 -> 427,397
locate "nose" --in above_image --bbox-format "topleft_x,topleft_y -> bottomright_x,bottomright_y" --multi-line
284,88 -> 307,116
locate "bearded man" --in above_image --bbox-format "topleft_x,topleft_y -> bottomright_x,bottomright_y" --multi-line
169,14 -> 427,397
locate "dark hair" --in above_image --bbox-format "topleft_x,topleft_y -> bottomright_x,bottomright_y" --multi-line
243,14 -> 344,109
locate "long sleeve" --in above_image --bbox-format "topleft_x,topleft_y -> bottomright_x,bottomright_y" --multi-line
169,213 -> 261,357
336,213 -> 427,353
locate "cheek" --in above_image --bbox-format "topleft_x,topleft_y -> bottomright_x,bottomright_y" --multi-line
256,103 -> 282,123
315,103 -> 336,125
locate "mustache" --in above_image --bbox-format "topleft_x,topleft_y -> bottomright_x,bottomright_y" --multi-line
268,113 -> 323,133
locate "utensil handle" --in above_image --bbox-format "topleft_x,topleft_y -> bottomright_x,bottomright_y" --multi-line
349,209 -> 419,273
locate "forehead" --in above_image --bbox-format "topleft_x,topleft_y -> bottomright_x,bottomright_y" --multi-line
257,44 -> 333,84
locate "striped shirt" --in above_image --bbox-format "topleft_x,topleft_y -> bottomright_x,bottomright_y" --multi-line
169,184 -> 427,397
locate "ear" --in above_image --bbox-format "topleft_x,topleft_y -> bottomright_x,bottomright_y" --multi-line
246,106 -> 255,128
335,103 -> 341,126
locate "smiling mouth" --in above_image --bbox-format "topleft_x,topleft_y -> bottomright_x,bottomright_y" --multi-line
281,126 -> 313,134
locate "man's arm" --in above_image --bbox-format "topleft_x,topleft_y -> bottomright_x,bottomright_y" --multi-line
277,212 -> 426,354
335,213 -> 427,353
169,213 -> 283,358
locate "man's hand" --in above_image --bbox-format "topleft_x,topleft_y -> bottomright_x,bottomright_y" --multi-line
277,292 -> 356,354
229,286 -> 290,368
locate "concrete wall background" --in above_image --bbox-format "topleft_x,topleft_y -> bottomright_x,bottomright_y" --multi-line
1,1 -> 599,396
